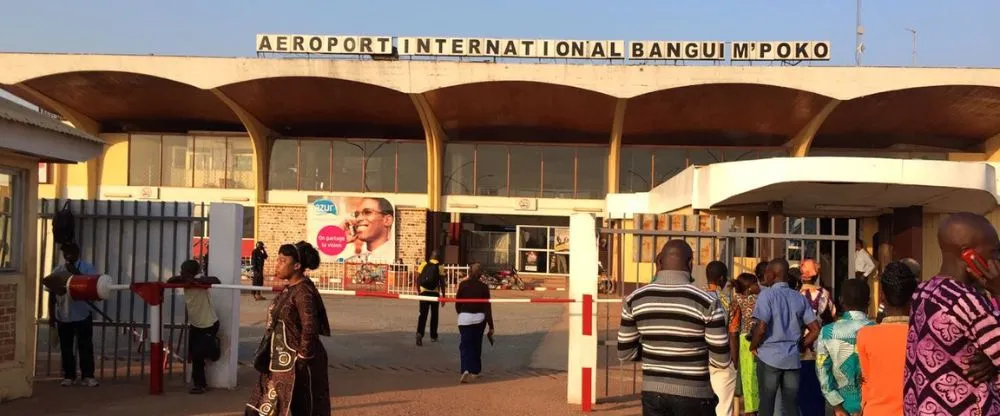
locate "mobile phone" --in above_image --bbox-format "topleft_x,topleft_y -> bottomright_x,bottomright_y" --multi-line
962,248 -> 989,279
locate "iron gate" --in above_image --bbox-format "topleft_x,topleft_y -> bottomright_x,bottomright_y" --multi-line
595,214 -> 856,402
36,199 -> 208,381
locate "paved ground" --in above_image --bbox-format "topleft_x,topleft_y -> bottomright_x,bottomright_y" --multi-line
11,291 -> 642,415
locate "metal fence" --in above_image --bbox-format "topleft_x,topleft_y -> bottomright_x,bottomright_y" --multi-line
595,215 -> 855,402
36,199 -> 207,382
243,262 -> 470,295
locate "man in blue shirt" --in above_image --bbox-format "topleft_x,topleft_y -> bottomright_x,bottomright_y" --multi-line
47,242 -> 99,387
749,258 -> 821,416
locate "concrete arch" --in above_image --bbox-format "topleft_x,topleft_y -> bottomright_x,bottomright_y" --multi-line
623,83 -> 834,147
6,70 -> 242,132
422,81 -> 618,142
814,84 -> 1000,150
215,76 -> 423,139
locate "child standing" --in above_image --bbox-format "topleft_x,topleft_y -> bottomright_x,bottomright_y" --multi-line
167,260 -> 221,394
815,279 -> 874,416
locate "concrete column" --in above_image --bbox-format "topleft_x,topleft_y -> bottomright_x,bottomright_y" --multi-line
606,98 -> 628,194
891,206 -> 923,264
786,98 -> 841,157
567,213 -> 598,406
202,203 -> 243,389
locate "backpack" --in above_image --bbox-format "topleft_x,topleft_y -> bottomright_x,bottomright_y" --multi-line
417,261 -> 441,290
52,201 -> 75,246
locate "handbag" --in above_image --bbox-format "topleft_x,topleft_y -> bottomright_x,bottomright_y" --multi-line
253,291 -> 288,373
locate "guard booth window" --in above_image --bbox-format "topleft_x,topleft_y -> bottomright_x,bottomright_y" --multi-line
516,225 -> 570,275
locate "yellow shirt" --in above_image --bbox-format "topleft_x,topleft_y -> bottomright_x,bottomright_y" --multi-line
182,288 -> 218,329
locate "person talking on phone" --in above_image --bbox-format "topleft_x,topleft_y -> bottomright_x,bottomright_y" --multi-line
904,212 -> 1000,415
454,262 -> 494,384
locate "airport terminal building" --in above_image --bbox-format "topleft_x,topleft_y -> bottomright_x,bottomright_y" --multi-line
3,36 -> 1000,285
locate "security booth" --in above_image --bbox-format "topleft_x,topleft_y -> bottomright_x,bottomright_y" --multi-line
0,96 -> 103,402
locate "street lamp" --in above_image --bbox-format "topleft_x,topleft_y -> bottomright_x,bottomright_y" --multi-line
904,27 -> 917,66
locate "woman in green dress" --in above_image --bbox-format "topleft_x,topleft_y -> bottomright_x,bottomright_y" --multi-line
729,272 -> 761,415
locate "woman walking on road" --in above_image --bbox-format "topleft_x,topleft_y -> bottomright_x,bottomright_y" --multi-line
455,262 -> 495,383
245,241 -> 331,416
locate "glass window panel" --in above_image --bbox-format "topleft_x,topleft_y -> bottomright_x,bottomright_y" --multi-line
0,171 -> 19,270
575,146 -> 607,199
128,134 -> 161,186
619,147 -> 652,192
443,143 -> 475,195
724,148 -> 761,162
226,137 -> 254,189
519,250 -> 548,273
508,145 -> 541,198
397,141 -> 428,193
911,152 -> 948,160
193,136 -> 227,188
541,146 -> 574,198
652,149 -> 686,185
758,149 -> 788,159
242,206 -> 255,239
519,226 -> 548,249
268,139 -> 299,190
332,140 -> 364,192
299,140 -> 331,191
476,144 -> 508,196
162,135 -> 193,187
687,149 -> 724,166
364,140 -> 396,192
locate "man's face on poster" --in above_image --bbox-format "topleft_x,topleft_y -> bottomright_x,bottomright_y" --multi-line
354,198 -> 392,244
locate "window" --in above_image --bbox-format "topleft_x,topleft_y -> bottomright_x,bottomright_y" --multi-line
619,146 -> 786,191
619,147 -> 651,193
332,141 -> 364,192
509,146 -> 541,197
476,144 -> 508,196
268,139 -> 298,189
242,206 -> 255,239
515,225 -> 569,275
299,140 -> 331,191
266,138 -> 428,193
127,134 -> 251,189
397,142 -> 428,193
0,170 -> 22,271
128,134 -> 161,186
38,163 -> 51,184
541,146 -> 574,198
652,149 -> 686,185
575,147 -> 607,199
444,143 -> 475,195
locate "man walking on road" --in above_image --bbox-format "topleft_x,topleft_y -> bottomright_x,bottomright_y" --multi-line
250,242 -> 267,301
415,249 -> 446,346
618,240 -> 730,415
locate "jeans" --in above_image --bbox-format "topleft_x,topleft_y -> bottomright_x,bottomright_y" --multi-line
756,359 -> 799,416
640,391 -> 716,416
416,291 -> 439,339
189,321 -> 220,388
458,321 -> 486,374
57,316 -> 95,380
798,359 -> 825,416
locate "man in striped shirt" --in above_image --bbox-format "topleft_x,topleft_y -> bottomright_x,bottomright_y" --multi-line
618,240 -> 731,415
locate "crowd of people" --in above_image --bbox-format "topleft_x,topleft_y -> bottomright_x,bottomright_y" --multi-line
619,211 -> 1000,416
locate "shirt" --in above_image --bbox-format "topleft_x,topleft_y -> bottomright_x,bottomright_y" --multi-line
904,276 -> 1000,415
855,249 -> 876,278
857,316 -> 908,416
801,283 -> 836,360
617,270 -> 731,399
816,310 -> 874,413
49,260 -> 97,323
751,281 -> 818,370
180,276 -> 218,329
729,293 -> 757,335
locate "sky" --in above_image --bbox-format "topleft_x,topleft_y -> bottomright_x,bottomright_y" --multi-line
0,0 -> 997,67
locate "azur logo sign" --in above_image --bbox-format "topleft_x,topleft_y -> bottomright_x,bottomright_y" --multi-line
312,199 -> 338,216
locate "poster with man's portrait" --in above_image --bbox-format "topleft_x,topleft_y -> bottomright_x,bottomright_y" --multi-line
306,195 -> 396,263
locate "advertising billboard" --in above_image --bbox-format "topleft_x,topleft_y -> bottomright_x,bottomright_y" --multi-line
306,195 -> 396,263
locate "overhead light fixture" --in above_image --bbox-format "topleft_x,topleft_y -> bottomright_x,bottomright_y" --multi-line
573,207 -> 604,213
814,204 -> 877,212
448,203 -> 478,209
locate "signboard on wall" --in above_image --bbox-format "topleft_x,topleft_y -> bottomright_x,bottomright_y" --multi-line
306,195 -> 397,263
257,33 -> 831,61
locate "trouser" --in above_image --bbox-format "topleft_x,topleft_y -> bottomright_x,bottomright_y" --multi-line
57,316 -> 95,380
756,359 -> 799,416
252,268 -> 264,296
458,321 -> 486,374
189,321 -> 220,388
798,359 -> 824,416
416,291 -> 439,339
640,391 -> 716,416
709,364 -> 737,416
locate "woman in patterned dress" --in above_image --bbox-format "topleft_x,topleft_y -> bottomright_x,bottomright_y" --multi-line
730,272 -> 760,415
245,241 -> 331,416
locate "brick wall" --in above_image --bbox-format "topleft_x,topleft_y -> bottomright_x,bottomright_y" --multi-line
0,284 -> 16,363
256,204 -> 427,278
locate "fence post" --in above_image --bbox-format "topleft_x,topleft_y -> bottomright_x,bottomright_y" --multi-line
567,213 -> 598,410
205,203 -> 242,389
